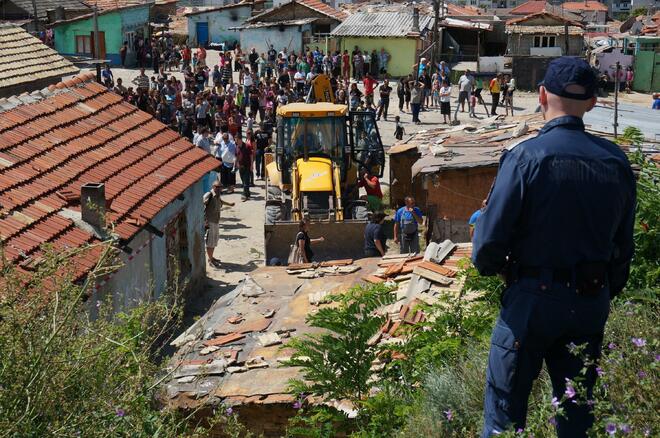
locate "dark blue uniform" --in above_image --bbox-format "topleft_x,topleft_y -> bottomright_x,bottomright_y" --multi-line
473,115 -> 635,437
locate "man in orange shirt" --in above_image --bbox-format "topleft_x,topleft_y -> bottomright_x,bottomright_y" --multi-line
489,73 -> 502,116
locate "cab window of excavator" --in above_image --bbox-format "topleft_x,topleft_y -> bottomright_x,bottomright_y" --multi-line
285,116 -> 345,161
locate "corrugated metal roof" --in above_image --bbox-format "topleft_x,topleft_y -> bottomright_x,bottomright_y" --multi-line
0,24 -> 79,93
331,12 -> 434,37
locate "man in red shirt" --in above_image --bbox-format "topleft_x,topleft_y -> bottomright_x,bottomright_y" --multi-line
358,167 -> 383,211
363,73 -> 377,107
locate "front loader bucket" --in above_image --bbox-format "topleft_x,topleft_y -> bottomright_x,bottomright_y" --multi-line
264,220 -> 368,264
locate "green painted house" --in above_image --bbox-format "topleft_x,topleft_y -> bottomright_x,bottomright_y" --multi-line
52,3 -> 151,67
330,10 -> 434,78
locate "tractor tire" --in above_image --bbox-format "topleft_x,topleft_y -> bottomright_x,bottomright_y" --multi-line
352,204 -> 369,221
265,175 -> 281,200
265,204 -> 281,225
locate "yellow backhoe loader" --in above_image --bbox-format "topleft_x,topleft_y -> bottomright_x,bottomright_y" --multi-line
264,76 -> 385,264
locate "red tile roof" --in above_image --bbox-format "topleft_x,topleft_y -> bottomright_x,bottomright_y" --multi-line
562,1 -> 609,12
445,3 -> 483,16
509,1 -> 549,15
506,10 -> 585,27
299,0 -> 347,20
0,72 -> 219,282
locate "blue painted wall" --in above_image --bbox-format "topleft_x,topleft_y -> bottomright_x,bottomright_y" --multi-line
186,5 -> 252,46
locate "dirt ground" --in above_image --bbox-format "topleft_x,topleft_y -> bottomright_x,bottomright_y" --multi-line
73,51 -> 655,319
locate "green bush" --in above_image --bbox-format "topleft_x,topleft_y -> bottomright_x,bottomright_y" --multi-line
0,244 -> 221,436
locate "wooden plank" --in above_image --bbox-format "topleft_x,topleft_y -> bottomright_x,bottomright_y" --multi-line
287,262 -> 314,270
412,266 -> 454,286
417,261 -> 458,278
382,252 -> 416,260
320,259 -> 354,267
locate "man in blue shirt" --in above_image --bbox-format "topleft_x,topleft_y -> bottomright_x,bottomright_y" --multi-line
468,199 -> 486,239
652,92 -> 660,109
473,58 -> 635,437
393,196 -> 423,254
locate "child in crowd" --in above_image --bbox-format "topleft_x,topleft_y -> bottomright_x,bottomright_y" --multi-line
439,80 -> 451,124
394,116 -> 405,140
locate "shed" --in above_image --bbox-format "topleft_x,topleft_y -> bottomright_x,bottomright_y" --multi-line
51,2 -> 152,66
0,72 -> 219,311
505,11 -> 586,57
238,0 -> 346,54
184,2 -> 252,48
0,23 -> 79,97
389,114 -> 545,242
623,35 -> 660,92
330,10 -> 434,77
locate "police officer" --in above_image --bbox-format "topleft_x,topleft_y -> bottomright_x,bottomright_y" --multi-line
472,57 -> 635,437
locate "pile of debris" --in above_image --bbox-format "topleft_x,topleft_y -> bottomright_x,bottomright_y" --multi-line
285,258 -> 361,278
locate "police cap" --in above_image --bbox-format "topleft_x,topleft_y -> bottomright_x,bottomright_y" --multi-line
539,57 -> 597,100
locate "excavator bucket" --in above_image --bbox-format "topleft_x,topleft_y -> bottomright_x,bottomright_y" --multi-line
264,220 -> 368,264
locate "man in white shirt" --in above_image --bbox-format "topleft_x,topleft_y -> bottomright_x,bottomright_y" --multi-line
457,69 -> 474,113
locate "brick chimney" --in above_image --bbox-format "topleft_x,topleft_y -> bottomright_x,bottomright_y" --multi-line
81,183 -> 106,229
412,6 -> 420,33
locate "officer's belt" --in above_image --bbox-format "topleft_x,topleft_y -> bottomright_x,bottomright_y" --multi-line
511,262 -> 609,295
517,266 -> 572,283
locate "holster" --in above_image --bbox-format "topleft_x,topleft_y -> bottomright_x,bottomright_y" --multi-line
576,262 -> 608,296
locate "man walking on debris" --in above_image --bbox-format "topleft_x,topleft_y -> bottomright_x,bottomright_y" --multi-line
204,181 -> 235,268
393,196 -> 423,254
472,57 -> 635,437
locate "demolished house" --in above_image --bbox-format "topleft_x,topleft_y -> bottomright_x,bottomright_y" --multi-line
0,72 -> 220,310
389,114 -> 546,243
164,242 -> 472,436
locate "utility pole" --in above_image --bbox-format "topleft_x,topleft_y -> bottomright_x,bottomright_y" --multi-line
432,0 -> 440,74
93,4 -> 102,83
613,61 -> 620,138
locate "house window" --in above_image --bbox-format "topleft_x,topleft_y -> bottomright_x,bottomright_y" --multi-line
533,35 -> 557,48
75,35 -> 92,55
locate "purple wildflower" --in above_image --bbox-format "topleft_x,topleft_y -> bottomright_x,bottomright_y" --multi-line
654,354 -> 660,362
565,384 -> 576,399
115,408 -> 125,417
292,401 -> 302,410
596,367 -> 604,377
516,428 -> 524,433
631,337 -> 646,347
548,417 -> 558,426
96,300 -> 102,309
619,424 -> 631,434
444,409 -> 453,421
551,397 -> 560,408
608,342 -> 616,350
225,407 -> 234,416
606,423 -> 617,435
638,370 -> 647,378
587,399 -> 595,407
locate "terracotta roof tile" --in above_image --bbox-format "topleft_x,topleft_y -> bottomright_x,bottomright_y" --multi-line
0,73 -> 220,282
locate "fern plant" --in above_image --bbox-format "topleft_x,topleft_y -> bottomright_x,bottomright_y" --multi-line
285,284 -> 396,403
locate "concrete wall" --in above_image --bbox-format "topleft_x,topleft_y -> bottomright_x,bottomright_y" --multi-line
339,36 -> 417,78
240,24 -> 311,55
53,5 -> 149,66
95,179 -> 207,312
186,5 -> 251,46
